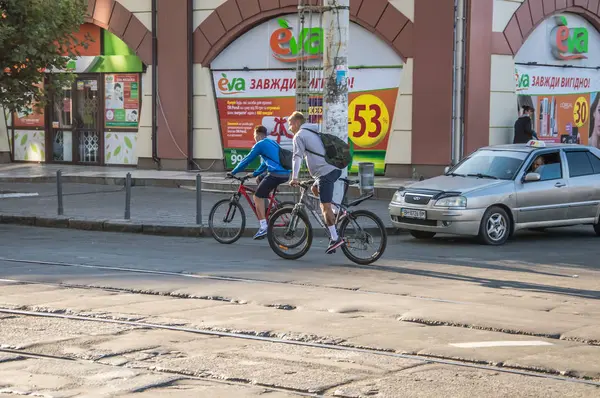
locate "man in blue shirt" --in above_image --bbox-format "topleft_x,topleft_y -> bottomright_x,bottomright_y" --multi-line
227,125 -> 290,239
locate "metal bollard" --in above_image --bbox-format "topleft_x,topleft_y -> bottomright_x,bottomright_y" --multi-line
56,170 -> 64,216
196,174 -> 202,225
124,172 -> 131,220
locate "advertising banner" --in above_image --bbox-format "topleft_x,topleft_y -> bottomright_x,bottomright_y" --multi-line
13,83 -> 45,129
104,74 -> 140,128
515,64 -> 599,96
515,65 -> 600,148
213,68 -> 402,174
13,107 -> 44,128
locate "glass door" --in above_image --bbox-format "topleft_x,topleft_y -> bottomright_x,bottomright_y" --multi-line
50,84 -> 74,162
73,76 -> 102,164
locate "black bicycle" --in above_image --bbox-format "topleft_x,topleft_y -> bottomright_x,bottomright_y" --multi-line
266,178 -> 387,265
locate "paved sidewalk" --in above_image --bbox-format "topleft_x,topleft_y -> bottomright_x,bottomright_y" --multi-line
0,163 -> 416,200
0,182 -> 398,238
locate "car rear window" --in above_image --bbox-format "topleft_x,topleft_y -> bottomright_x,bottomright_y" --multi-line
566,151 -> 594,177
587,152 -> 600,174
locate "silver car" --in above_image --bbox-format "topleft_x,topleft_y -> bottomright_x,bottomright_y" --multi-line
389,142 -> 600,245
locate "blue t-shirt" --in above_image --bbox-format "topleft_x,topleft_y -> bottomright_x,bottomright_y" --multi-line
231,139 -> 290,176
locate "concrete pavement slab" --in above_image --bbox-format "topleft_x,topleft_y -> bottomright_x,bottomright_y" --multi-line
398,303 -> 593,339
92,296 -> 232,316
0,315 -> 136,349
504,345 -> 600,379
121,330 -> 421,394
561,325 -> 600,345
330,364 -> 600,398
114,379 -> 300,397
0,359 -> 181,397
416,338 -> 583,368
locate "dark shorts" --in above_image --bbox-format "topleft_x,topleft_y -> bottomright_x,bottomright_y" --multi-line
255,174 -> 289,198
315,169 -> 342,204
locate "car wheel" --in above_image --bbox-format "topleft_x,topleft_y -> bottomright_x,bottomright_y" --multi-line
478,206 -> 511,246
410,231 -> 437,240
594,222 -> 600,236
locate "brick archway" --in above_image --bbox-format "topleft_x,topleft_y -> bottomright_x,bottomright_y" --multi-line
496,0 -> 600,55
194,0 -> 414,66
85,0 -> 153,65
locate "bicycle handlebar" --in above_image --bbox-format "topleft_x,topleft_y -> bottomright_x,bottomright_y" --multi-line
226,174 -> 251,183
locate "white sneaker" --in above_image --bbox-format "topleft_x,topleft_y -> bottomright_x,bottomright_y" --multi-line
253,227 -> 268,240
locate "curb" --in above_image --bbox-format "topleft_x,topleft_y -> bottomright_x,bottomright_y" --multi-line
0,176 -> 403,200
0,213 -> 406,238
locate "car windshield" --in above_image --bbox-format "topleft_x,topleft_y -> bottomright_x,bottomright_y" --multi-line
449,150 -> 529,180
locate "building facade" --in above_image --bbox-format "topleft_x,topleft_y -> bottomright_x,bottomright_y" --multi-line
2,0 -> 600,178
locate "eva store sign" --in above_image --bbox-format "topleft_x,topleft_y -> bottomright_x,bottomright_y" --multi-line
551,16 -> 588,60
269,18 -> 323,63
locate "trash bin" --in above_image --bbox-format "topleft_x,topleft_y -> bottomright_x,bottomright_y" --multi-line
358,162 -> 375,194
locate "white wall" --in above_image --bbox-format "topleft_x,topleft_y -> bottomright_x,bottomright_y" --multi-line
492,0 -> 524,32
489,55 -> 517,145
193,65 -> 223,161
390,0 -> 415,22
193,0 -> 226,31
489,0 -> 524,145
386,58 -> 413,164
117,0 -> 152,31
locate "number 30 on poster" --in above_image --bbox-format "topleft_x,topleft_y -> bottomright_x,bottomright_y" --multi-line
573,96 -> 589,128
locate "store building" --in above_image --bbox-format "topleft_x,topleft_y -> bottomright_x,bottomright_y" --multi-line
15,1 -> 591,178
466,0 -> 600,155
0,0 -> 460,177
0,0 -> 152,166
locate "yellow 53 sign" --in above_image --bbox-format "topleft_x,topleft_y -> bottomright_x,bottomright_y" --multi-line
573,96 -> 589,128
348,94 -> 390,148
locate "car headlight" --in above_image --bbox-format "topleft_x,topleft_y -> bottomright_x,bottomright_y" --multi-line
392,191 -> 405,203
434,196 -> 467,208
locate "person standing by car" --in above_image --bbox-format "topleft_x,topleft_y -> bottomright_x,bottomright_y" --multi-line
513,105 -> 538,144
287,111 -> 344,254
227,125 -> 290,240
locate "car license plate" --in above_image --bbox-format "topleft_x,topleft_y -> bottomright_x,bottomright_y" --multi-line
401,208 -> 426,220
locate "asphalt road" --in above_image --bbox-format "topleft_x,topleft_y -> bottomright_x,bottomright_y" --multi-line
0,224 -> 599,397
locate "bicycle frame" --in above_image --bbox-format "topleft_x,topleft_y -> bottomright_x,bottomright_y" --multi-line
230,177 -> 281,220
290,179 -> 374,237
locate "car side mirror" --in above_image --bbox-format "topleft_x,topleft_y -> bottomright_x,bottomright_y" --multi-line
444,166 -> 450,174
523,172 -> 541,182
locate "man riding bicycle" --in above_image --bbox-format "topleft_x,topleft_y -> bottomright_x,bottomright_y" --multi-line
227,125 -> 290,240
287,111 -> 343,254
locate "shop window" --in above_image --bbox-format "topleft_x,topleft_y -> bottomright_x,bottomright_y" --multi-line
566,151 -> 594,178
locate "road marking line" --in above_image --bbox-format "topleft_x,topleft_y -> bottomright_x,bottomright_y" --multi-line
450,341 -> 554,348
0,193 -> 39,198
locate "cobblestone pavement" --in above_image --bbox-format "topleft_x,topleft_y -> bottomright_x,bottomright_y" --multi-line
0,182 -> 394,228
0,221 -> 599,396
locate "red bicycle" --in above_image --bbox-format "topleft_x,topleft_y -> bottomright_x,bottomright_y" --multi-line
208,174 -> 295,244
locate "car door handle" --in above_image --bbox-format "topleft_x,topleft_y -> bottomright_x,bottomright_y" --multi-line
555,182 -> 566,188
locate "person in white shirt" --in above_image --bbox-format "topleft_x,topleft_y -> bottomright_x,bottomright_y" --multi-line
288,111 -> 343,254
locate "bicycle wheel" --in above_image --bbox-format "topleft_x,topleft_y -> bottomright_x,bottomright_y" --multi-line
267,207 -> 313,260
208,199 -> 246,244
339,209 -> 387,265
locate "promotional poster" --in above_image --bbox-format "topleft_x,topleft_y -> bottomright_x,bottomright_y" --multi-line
213,68 -> 402,174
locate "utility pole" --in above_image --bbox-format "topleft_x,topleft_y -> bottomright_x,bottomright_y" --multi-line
321,0 -> 349,205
